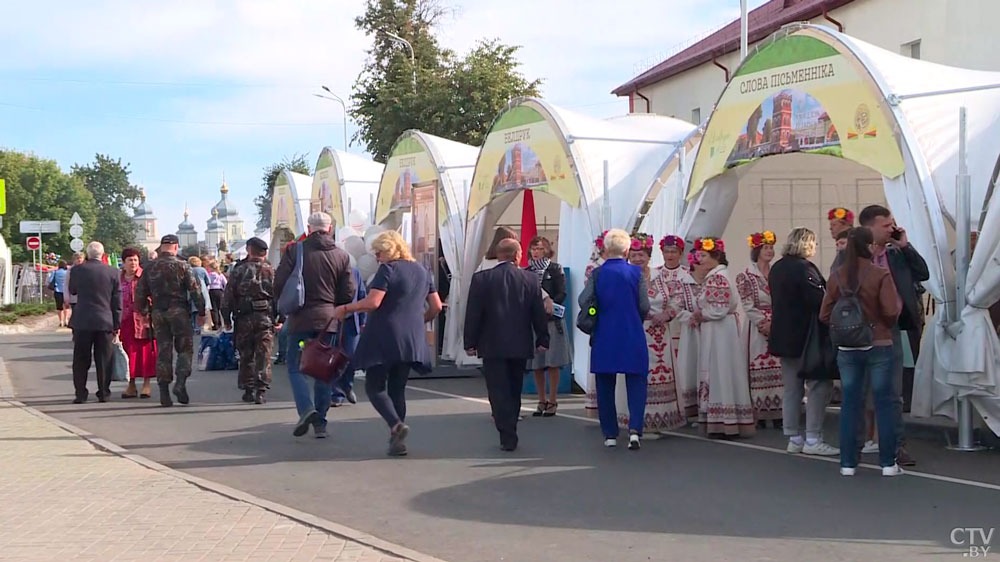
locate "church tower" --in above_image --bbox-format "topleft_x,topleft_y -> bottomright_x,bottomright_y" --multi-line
132,188 -> 159,252
177,204 -> 198,249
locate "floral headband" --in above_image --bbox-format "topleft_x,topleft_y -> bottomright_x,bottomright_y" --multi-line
687,250 -> 699,267
659,235 -> 685,251
828,207 -> 854,223
631,233 -> 654,251
747,231 -> 776,249
694,237 -> 725,253
594,230 -> 610,249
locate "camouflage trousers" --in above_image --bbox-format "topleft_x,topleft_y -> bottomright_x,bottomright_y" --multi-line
152,307 -> 195,385
235,313 -> 274,390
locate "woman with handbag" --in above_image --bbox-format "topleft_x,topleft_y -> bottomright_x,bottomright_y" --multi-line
525,236 -> 571,417
334,231 -> 442,456
119,247 -> 157,398
767,228 -> 838,456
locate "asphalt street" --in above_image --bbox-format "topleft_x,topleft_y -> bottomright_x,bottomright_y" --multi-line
3,331 -> 999,562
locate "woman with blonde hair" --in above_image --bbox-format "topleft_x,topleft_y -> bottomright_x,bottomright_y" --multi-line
737,230 -> 783,427
334,230 -> 443,456
768,227 -> 839,456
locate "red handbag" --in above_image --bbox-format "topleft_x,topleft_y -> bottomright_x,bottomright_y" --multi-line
299,318 -> 351,383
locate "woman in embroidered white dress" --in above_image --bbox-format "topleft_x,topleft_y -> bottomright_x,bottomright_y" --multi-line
584,231 -> 607,419
668,248 -> 705,422
615,233 -> 685,434
692,238 -> 756,438
737,230 -> 784,428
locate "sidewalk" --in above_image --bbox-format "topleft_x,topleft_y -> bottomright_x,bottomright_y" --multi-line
0,400 -> 430,562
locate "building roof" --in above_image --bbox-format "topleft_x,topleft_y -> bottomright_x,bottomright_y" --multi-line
206,208 -> 223,231
611,0 -> 856,96
132,188 -> 156,220
177,207 -> 197,233
211,179 -> 241,220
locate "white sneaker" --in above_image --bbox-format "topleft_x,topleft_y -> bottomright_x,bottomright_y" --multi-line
604,438 -> 617,448
840,467 -> 856,477
882,464 -> 905,477
628,434 -> 641,450
803,441 -> 840,457
786,439 -> 804,454
861,440 -> 879,454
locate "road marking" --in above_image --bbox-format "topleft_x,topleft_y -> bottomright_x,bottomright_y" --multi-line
407,383 -> 1000,492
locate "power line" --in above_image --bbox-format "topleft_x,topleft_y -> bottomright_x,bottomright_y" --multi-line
0,102 -> 344,127
1,76 -> 316,89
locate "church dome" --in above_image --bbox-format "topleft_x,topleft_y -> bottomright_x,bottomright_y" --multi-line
206,208 -> 223,230
177,206 -> 197,233
211,176 -> 240,219
133,188 -> 156,220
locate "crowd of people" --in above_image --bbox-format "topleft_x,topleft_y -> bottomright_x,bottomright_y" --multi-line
61,201 -> 930,473
577,204 -> 928,477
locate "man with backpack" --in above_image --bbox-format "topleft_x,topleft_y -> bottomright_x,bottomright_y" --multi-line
859,205 -> 929,467
222,237 -> 275,405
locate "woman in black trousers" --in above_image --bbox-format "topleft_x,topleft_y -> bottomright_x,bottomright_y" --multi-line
334,231 -> 442,456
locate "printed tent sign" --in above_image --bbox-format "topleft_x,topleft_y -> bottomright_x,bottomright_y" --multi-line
467,105 -> 578,219
312,150 -> 344,228
689,30 -> 905,199
375,136 -> 438,225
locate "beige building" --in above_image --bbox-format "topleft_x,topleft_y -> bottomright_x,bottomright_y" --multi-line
613,0 -> 1000,274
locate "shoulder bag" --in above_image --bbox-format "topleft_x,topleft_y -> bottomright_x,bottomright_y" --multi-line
576,266 -> 599,335
277,242 -> 305,316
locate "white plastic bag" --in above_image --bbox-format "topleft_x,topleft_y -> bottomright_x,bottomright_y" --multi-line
110,339 -> 130,382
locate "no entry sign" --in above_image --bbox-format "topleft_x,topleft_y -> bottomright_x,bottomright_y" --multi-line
25,236 -> 41,251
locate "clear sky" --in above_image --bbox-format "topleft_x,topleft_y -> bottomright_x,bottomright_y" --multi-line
1,0 -> 766,237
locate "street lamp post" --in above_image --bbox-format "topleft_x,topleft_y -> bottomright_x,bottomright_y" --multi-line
313,86 -> 348,151
382,30 -> 416,93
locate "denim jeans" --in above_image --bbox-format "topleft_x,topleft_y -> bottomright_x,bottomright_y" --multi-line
275,324 -> 288,360
332,330 -> 359,403
838,346 -> 897,468
286,330 -> 333,429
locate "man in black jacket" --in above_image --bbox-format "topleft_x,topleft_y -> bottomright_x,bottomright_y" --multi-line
465,239 -> 548,451
68,242 -> 121,403
860,205 -> 930,466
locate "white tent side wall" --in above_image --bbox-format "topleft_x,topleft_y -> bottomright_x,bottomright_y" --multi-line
333,149 -> 384,229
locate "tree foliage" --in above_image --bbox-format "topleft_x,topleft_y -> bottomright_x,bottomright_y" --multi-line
72,154 -> 141,256
351,0 -> 541,160
255,154 -> 311,230
0,150 -> 98,263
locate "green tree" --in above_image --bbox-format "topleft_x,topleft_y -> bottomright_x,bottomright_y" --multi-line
71,154 -> 140,256
255,154 -> 311,230
0,150 -> 98,263
351,0 -> 541,160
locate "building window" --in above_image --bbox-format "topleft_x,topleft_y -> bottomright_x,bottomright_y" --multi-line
902,40 -> 921,60
691,107 -> 701,125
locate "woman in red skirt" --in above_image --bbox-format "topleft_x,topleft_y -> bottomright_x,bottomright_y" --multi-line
120,247 -> 158,398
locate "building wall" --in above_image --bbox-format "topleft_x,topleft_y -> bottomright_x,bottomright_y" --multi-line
633,0 -> 1000,123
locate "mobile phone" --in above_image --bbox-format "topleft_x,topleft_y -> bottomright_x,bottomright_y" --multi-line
891,227 -> 902,240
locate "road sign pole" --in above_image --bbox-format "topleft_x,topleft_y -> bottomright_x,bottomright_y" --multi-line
38,230 -> 44,304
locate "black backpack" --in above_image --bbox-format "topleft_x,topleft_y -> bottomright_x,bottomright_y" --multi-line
829,269 -> 873,348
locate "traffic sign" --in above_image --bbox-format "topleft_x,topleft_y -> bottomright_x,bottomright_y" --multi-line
70,238 -> 85,252
69,212 -> 83,225
19,220 -> 60,234
69,225 -> 83,238
26,236 -> 41,251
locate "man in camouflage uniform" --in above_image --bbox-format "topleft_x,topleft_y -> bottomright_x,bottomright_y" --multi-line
221,237 -> 275,405
136,234 -> 206,407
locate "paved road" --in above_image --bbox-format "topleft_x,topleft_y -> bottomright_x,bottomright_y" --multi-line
4,331 -> 999,562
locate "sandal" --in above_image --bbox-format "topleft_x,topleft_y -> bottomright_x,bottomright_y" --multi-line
139,380 -> 152,399
532,401 -> 546,417
543,401 -> 558,417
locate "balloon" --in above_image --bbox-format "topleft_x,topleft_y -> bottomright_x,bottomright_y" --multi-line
337,226 -> 363,243
348,254 -> 357,270
348,208 -> 369,231
357,253 -> 378,281
343,236 -> 366,259
363,224 -> 386,251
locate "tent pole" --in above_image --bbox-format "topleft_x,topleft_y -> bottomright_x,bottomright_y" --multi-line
740,0 -> 748,62
603,160 -> 611,229
951,106 -> 983,452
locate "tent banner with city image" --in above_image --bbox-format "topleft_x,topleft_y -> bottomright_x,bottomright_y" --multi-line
468,105 -> 578,218
376,135 -> 438,225
687,28 -> 905,199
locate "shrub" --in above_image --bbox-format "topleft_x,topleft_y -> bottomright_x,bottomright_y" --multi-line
0,312 -> 18,324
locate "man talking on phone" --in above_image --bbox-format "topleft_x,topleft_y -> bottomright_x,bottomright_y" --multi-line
859,205 -> 929,467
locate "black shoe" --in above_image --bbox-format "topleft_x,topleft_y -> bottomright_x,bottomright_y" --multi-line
293,410 -> 320,437
254,390 -> 266,405
97,393 -> 108,403
273,357 -> 285,365
771,419 -> 783,430
242,389 -> 254,403
173,383 -> 189,405
72,396 -> 86,404
159,383 -> 173,407
500,443 -> 517,452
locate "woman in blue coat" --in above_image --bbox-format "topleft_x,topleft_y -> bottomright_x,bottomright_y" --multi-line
578,229 -> 650,450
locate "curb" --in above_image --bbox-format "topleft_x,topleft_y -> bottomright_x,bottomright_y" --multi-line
0,357 -> 447,562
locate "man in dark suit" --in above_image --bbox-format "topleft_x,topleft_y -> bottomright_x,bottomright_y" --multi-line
68,241 -> 121,403
860,204 -> 930,466
464,239 -> 548,451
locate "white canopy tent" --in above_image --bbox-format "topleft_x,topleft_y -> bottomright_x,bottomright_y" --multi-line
458,97 -> 698,388
0,234 -> 12,305
676,23 -> 1000,436
267,170 -> 313,266
311,147 -> 384,235
372,130 -> 478,361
